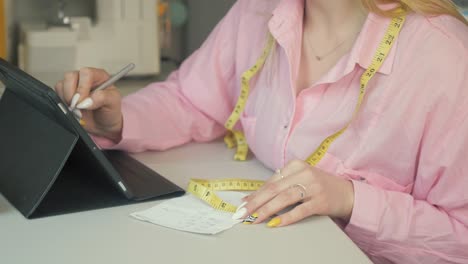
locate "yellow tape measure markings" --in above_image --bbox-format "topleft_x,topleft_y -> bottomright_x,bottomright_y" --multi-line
224,33 -> 276,161
305,15 -> 405,165
188,179 -> 264,212
194,15 -> 406,212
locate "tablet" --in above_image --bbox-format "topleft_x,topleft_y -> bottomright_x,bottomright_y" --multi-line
0,58 -> 185,218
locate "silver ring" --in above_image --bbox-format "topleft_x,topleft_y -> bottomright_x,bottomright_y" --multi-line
275,168 -> 285,179
291,183 -> 307,200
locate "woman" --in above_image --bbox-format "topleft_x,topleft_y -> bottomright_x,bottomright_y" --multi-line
55,0 -> 468,263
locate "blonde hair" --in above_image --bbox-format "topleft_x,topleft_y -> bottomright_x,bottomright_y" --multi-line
361,0 -> 468,26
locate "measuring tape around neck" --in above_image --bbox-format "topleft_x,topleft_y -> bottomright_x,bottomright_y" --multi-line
306,15 -> 406,165
188,14 -> 407,212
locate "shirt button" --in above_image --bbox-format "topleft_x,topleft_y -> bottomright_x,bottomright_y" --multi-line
283,125 -> 288,129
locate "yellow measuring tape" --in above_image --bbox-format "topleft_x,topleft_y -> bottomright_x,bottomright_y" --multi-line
223,32 -> 276,161
187,179 -> 265,212
188,15 -> 406,212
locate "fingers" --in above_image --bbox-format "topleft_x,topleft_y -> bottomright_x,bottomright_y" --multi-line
245,160 -> 309,203
237,160 -> 354,228
240,171 -> 312,223
274,201 -> 319,227
244,160 -> 309,204
79,88 -> 121,111
252,184 -> 306,224
236,161 -> 316,224
54,67 -> 111,107
242,170 -> 284,202
63,71 -> 79,104
234,177 -> 290,220
243,177 -> 296,214
75,67 -> 111,100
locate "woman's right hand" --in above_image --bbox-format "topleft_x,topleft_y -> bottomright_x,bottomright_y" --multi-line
54,67 -> 123,143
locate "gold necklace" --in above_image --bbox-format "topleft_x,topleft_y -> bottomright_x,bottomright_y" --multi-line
304,23 -> 362,61
309,37 -> 351,61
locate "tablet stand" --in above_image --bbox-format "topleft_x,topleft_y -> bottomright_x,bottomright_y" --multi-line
0,89 -> 143,218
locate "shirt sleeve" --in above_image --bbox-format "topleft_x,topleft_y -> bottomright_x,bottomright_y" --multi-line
344,36 -> 468,263
93,1 -> 244,152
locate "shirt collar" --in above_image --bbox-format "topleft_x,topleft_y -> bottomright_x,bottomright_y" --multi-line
268,0 -> 304,84
346,12 -> 398,75
267,0 -> 399,79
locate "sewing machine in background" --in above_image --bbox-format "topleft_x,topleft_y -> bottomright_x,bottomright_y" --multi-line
18,0 -> 160,86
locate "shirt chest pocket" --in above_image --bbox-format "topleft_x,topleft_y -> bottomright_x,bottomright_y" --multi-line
317,152 -> 414,194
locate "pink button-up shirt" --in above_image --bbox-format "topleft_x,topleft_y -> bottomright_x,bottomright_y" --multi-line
97,0 -> 468,263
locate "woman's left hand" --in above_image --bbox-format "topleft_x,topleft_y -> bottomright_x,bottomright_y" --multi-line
234,159 -> 355,227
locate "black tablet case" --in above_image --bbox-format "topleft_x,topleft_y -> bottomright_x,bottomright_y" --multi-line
0,59 -> 185,218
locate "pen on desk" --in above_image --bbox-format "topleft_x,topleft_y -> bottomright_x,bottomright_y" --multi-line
70,63 -> 135,124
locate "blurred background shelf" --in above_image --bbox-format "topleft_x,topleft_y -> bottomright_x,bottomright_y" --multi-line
0,0 -> 236,98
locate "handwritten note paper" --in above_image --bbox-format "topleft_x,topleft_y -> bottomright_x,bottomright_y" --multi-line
131,192 -> 246,235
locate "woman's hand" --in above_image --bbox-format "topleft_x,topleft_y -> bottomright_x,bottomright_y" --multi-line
54,68 -> 123,142
233,160 -> 355,227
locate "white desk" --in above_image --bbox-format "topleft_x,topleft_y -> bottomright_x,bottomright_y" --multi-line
0,141 -> 371,264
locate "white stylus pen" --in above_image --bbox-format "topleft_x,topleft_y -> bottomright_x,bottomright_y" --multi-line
91,63 -> 136,93
70,63 -> 135,120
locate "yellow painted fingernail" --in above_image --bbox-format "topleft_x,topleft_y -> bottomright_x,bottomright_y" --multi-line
79,119 -> 86,126
267,217 -> 281,228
